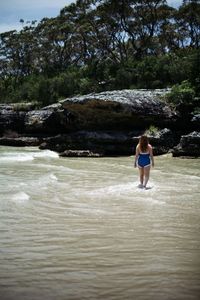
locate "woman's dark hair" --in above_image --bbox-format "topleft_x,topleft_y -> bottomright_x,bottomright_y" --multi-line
139,135 -> 149,152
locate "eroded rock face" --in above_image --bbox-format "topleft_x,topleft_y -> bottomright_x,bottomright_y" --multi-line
172,131 -> 200,157
24,104 -> 73,134
0,105 -> 26,134
60,89 -> 176,130
39,128 -> 179,156
39,131 -> 142,156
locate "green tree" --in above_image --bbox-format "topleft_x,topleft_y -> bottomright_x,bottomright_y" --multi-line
176,0 -> 200,48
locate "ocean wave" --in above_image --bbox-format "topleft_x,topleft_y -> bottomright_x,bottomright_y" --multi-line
32,150 -> 59,159
28,173 -> 58,190
11,192 -> 30,202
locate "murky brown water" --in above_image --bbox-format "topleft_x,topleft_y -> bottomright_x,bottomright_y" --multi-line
0,146 -> 200,300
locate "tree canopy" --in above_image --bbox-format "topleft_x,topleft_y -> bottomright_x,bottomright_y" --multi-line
0,0 -> 199,108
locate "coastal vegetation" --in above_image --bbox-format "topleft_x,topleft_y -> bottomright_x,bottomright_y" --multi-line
145,125 -> 159,136
0,0 -> 199,113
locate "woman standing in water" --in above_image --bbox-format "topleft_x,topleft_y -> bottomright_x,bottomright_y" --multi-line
134,135 -> 154,189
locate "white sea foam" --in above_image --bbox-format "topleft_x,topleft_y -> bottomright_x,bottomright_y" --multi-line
89,181 -> 154,196
11,192 -> 30,202
33,150 -> 59,159
30,173 -> 58,190
0,149 -> 59,163
0,153 -> 34,162
34,163 -> 74,173
75,181 -> 166,205
49,174 -> 58,181
78,182 -> 135,198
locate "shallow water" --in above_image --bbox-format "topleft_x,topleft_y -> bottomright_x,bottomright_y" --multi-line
0,146 -> 200,300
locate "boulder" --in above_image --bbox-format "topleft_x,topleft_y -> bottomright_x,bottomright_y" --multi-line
147,128 -> 178,155
60,89 -> 176,130
60,150 -> 104,157
172,131 -> 200,157
191,114 -> 200,130
131,128 -> 178,155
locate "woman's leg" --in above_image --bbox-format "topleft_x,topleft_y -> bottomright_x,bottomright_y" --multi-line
139,167 -> 144,186
144,166 -> 151,188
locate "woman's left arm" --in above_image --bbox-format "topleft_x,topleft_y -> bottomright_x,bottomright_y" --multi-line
149,145 -> 154,167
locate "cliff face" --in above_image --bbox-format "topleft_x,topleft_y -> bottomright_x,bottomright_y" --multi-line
0,89 -> 199,157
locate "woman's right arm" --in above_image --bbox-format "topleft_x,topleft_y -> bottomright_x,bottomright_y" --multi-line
134,145 -> 139,168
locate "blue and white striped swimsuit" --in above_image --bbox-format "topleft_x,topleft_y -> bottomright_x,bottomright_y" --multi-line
138,152 -> 151,168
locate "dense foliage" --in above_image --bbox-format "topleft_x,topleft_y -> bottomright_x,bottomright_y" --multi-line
0,0 -> 200,110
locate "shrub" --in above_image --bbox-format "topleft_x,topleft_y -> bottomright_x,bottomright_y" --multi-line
145,125 -> 159,136
165,80 -> 196,107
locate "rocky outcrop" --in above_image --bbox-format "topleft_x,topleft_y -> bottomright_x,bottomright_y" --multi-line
39,130 -> 142,156
172,131 -> 200,157
60,150 -> 104,157
0,105 -> 26,134
0,90 -> 176,136
39,128 -> 179,156
24,104 -> 74,134
0,90 -> 199,157
131,128 -> 178,155
191,114 -> 200,130
0,136 -> 42,147
60,89 -> 176,130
